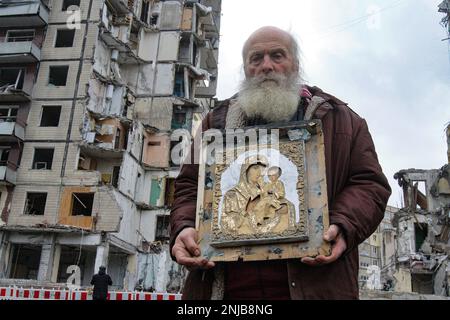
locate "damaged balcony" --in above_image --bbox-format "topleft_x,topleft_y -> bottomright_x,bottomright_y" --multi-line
78,150 -> 121,188
87,77 -> 135,118
0,144 -> 20,185
181,1 -> 216,39
82,113 -> 130,158
0,109 -> 25,142
100,3 -> 145,64
173,63 -> 209,102
0,41 -> 41,64
141,127 -> 171,170
107,0 -> 134,15
135,175 -> 175,210
0,0 -> 49,28
0,67 -> 32,102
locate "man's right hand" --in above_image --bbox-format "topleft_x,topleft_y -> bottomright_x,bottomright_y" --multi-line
171,227 -> 215,270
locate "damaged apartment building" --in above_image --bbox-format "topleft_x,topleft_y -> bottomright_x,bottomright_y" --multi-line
0,0 -> 221,293
389,124 -> 450,296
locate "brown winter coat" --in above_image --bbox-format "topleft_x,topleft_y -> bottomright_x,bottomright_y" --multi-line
169,86 -> 391,299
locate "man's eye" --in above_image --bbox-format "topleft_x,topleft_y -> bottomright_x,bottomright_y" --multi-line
250,55 -> 262,63
272,53 -> 284,61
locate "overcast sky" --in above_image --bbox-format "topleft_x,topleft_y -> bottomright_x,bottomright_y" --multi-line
215,0 -> 450,207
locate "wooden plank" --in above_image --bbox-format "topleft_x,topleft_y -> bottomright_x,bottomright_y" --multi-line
181,8 -> 193,31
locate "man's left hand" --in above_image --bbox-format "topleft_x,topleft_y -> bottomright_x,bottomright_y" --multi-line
301,224 -> 347,266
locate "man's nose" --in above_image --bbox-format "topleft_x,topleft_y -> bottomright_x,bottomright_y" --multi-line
260,55 -> 274,74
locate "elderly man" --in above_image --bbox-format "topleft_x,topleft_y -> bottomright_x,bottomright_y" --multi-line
170,26 -> 391,299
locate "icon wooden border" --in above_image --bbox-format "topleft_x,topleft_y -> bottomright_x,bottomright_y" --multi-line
196,120 -> 331,262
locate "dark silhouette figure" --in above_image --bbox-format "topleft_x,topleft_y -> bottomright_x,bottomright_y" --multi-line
90,266 -> 112,301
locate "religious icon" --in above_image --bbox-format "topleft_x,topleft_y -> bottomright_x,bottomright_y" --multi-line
196,121 -> 331,262
221,156 -> 297,236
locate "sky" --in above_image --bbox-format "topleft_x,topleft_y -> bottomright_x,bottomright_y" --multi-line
215,0 -> 450,207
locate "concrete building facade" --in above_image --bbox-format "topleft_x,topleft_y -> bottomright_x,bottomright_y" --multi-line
358,205 -> 398,290
0,0 -> 221,293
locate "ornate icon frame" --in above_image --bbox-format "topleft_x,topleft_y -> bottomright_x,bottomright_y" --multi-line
196,120 -> 331,262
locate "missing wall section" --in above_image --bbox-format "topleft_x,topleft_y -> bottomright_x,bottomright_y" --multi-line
155,215 -> 170,241
8,244 -> 42,280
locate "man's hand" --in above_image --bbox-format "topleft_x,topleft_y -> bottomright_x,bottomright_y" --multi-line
171,227 -> 215,270
301,224 -> 347,266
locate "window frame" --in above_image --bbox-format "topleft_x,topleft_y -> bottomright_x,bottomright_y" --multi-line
32,148 -> 55,170
39,105 -> 62,127
48,65 -> 69,87
54,28 -> 76,48
6,29 -> 35,42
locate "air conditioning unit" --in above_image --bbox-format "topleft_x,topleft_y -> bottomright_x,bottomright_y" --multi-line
34,162 -> 47,170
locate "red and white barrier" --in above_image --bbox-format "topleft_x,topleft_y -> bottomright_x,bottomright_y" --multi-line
0,287 -> 181,300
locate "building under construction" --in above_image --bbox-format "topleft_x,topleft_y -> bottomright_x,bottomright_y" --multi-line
0,0 -> 221,293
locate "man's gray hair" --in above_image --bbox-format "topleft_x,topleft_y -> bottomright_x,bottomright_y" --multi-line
242,28 -> 303,79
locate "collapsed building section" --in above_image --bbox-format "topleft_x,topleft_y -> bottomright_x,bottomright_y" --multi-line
389,124 -> 450,296
0,0 -> 222,293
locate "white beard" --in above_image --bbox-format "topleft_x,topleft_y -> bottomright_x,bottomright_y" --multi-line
237,72 -> 301,123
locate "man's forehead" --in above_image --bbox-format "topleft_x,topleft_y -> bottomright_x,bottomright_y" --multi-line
244,28 -> 291,54
247,43 -> 289,55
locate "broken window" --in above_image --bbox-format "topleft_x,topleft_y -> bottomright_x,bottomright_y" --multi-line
123,128 -> 129,150
114,128 -> 121,150
62,0 -> 80,11
55,29 -> 75,48
0,106 -> 18,122
149,178 -> 161,206
78,153 -> 97,170
411,274 -> 433,294
112,166 -> 120,188
6,30 -> 35,42
150,13 -> 159,26
171,110 -> 187,130
9,244 -> 41,280
140,0 -> 150,24
174,70 -> 185,98
71,193 -> 94,216
0,68 -> 25,90
0,148 -> 10,166
179,36 -> 191,63
165,178 -> 175,207
48,66 -> 69,86
40,106 -> 61,127
24,192 -> 47,215
414,223 -> 428,252
32,148 -> 54,170
155,215 -> 170,241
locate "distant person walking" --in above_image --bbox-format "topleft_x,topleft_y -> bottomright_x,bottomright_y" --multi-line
90,266 -> 112,301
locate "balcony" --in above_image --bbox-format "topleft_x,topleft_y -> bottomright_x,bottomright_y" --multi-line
0,1 -> 49,28
0,163 -> 17,185
0,86 -> 31,102
0,120 -> 25,142
0,41 -> 41,64
0,67 -> 32,102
